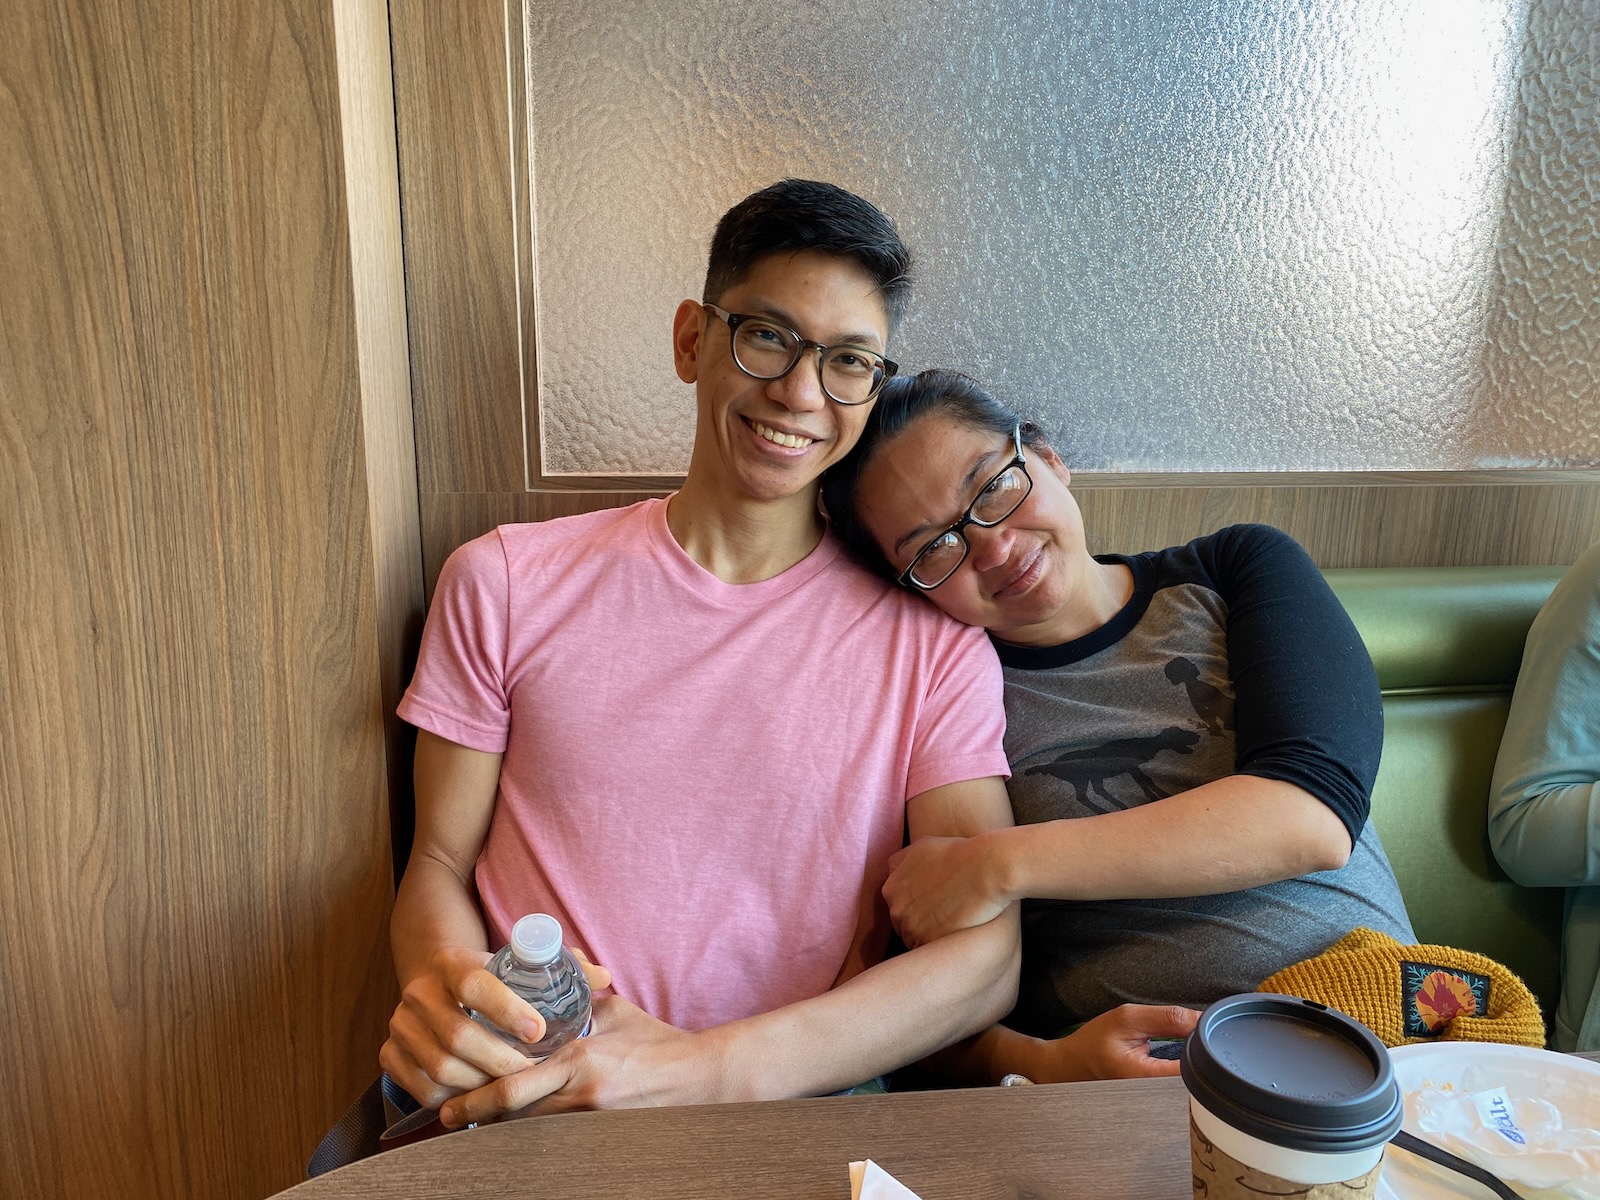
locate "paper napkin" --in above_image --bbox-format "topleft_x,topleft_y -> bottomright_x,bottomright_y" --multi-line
848,1158 -> 923,1199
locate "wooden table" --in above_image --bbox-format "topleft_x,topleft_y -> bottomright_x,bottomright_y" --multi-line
277,1075 -> 1196,1199
280,1050 -> 1600,1198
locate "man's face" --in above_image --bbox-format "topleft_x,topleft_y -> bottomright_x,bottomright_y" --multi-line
673,250 -> 891,505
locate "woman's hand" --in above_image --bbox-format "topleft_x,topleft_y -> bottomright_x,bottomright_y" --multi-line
1031,1004 -> 1200,1082
882,833 -> 1010,947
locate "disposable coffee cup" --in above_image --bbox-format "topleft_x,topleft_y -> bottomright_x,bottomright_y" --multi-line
1180,993 -> 1402,1199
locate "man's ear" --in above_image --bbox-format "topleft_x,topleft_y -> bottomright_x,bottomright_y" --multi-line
672,300 -> 705,384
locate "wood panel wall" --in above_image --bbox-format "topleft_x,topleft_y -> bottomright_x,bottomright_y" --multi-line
0,2 -> 408,1197
393,3 -> 1600,595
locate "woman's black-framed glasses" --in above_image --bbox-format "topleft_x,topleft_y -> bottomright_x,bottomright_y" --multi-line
703,303 -> 897,406
899,424 -> 1033,591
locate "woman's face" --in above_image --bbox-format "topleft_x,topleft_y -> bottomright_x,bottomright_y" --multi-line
855,411 -> 1096,644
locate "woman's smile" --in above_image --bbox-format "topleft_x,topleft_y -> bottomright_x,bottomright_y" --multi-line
990,544 -> 1046,600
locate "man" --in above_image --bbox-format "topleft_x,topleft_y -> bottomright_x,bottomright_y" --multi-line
380,180 -> 1021,1128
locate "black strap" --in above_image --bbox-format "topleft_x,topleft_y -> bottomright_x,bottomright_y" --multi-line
306,1075 -> 446,1178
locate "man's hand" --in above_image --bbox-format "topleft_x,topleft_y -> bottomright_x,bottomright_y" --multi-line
1031,1004 -> 1200,1082
381,945 -> 613,1113
882,833 -> 1010,947
437,992 -> 718,1128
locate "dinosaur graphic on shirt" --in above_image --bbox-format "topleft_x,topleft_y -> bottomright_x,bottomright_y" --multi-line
1022,726 -> 1202,812
1164,656 -> 1233,735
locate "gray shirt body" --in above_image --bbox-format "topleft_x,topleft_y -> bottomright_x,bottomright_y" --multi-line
999,526 -> 1415,1036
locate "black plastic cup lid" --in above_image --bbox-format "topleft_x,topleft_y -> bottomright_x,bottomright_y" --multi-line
1180,993 -> 1403,1154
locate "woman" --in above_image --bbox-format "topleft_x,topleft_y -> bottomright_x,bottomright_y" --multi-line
821,370 -> 1415,1085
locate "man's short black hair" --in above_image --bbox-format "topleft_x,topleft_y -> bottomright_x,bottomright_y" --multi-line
704,179 -> 912,335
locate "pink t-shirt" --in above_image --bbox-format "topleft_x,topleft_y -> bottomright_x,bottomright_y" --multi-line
398,497 -> 1007,1031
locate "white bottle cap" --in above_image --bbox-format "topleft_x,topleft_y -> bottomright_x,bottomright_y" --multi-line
510,913 -> 564,965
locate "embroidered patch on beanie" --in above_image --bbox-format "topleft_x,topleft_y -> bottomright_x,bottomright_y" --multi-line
1401,960 -> 1492,1038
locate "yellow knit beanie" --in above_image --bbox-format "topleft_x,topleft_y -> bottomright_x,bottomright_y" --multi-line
1258,927 -> 1545,1048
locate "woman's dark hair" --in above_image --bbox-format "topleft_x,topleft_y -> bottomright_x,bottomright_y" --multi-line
821,369 -> 1047,583
704,179 -> 912,335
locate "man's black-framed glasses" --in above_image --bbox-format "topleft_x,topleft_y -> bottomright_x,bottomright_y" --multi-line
898,424 -> 1033,591
703,303 -> 897,406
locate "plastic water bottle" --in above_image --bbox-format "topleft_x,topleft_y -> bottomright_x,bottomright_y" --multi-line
472,913 -> 592,1060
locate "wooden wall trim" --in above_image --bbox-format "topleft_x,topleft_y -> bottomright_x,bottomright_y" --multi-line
391,0 -> 526,494
1070,468 -> 1600,489
417,481 -> 1600,599
1067,479 -> 1600,566
334,0 -> 425,880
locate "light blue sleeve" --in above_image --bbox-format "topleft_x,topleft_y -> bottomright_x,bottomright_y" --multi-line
1487,540 -> 1600,888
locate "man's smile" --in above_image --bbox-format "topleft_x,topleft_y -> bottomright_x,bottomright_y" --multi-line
745,416 -> 818,451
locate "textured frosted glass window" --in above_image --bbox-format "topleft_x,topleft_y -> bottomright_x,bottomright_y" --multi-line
527,0 -> 1598,476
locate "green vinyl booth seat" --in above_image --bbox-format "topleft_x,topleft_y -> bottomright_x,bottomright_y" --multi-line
1324,566 -> 1569,1021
